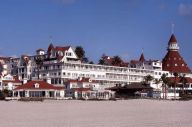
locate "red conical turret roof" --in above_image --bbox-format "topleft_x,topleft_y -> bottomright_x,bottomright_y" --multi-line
162,34 -> 191,73
168,34 -> 177,45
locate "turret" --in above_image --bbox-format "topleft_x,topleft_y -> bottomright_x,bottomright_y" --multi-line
167,34 -> 179,51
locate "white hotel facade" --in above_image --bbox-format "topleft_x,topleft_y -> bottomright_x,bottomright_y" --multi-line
1,34 -> 192,99
6,43 -> 168,89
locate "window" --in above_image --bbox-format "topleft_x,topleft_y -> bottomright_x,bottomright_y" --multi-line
175,64 -> 178,66
34,83 -> 40,88
44,66 -> 48,70
66,52 -> 72,56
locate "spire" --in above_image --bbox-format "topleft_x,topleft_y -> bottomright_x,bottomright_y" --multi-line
139,53 -> 145,62
48,43 -> 54,51
171,23 -> 175,34
49,35 -> 53,43
162,32 -> 191,73
167,34 -> 179,51
168,34 -> 177,45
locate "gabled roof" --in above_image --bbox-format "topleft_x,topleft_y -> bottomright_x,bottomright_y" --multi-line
14,80 -> 64,90
54,46 -> 70,52
168,34 -> 177,45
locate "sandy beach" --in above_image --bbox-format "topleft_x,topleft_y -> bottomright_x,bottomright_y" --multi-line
0,99 -> 192,127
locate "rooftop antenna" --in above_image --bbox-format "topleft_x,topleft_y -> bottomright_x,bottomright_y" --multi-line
171,23 -> 175,34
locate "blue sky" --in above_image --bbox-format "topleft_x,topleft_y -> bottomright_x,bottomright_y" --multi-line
0,0 -> 192,67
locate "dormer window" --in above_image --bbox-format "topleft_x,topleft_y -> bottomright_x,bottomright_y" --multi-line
66,52 -> 72,56
34,83 -> 40,88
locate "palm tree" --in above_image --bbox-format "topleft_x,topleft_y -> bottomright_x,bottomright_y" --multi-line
34,55 -> 45,80
154,78 -> 161,90
161,74 -> 170,99
180,74 -> 188,95
143,75 -> 154,85
173,72 -> 178,99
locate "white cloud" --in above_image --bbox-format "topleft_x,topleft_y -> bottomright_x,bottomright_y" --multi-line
178,3 -> 192,16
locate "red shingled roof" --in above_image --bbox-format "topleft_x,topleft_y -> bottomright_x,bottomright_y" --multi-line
0,57 -> 10,60
168,34 -> 177,45
162,34 -> 191,73
14,80 -> 64,90
163,51 -> 191,73
3,80 -> 22,84
168,77 -> 192,84
54,46 -> 70,52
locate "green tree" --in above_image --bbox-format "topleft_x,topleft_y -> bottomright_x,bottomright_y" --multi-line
82,57 -> 89,63
98,59 -> 105,65
161,74 -> 170,99
75,46 -> 85,59
154,78 -> 161,90
179,74 -> 188,95
112,56 -> 122,66
34,55 -> 45,80
173,72 -> 178,99
89,61 -> 94,64
143,75 -> 154,84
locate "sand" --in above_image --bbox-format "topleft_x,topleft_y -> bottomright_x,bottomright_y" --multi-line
0,99 -> 192,127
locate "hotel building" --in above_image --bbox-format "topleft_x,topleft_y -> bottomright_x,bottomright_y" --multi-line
0,34 -> 192,98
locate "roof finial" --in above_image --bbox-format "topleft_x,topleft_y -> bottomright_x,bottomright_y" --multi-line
171,23 -> 175,34
49,35 -> 53,43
